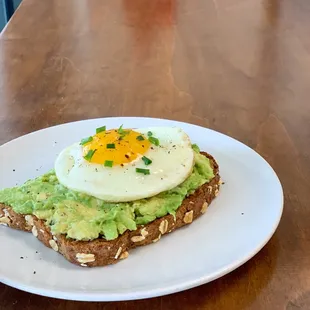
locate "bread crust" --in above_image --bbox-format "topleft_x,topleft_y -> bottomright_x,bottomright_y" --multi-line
0,152 -> 221,267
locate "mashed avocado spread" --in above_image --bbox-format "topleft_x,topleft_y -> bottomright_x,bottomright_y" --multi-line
0,146 -> 214,241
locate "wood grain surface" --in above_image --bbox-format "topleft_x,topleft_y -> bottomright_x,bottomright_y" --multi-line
1,0 -> 310,309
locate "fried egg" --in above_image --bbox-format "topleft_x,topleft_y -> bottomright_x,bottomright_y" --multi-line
55,127 -> 194,202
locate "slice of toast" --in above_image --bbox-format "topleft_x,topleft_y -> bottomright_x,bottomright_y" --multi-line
0,152 -> 221,267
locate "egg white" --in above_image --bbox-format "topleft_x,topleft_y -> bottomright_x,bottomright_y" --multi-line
54,127 -> 194,202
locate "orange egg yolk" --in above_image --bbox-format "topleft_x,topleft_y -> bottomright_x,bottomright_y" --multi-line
82,129 -> 151,165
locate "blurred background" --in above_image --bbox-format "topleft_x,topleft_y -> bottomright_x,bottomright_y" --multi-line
0,0 -> 21,30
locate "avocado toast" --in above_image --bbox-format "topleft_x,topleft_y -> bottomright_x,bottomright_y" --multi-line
0,127 -> 221,267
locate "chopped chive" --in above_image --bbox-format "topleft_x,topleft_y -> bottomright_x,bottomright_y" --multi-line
147,131 -> 153,137
96,126 -> 106,134
118,124 -> 129,136
136,168 -> 150,175
142,156 -> 152,165
104,160 -> 113,167
136,135 -> 145,141
80,136 -> 93,145
148,136 -> 159,146
84,149 -> 97,161
117,124 -> 124,134
106,143 -> 115,149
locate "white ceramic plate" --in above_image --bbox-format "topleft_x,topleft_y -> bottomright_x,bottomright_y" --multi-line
0,117 -> 283,301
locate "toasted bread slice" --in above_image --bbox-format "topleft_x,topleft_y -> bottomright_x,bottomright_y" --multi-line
0,152 -> 221,267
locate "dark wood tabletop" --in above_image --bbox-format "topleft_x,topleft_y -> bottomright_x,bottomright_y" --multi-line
1,0 -> 310,309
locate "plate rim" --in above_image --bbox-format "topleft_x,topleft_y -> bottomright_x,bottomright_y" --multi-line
0,116 -> 284,301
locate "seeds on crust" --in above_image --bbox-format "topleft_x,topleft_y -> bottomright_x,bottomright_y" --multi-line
3,209 -> 10,218
32,226 -> 38,237
0,217 -> 10,225
80,263 -> 87,267
76,253 -> 95,264
120,251 -> 129,259
207,186 -> 213,194
201,202 -> 208,214
25,215 -> 34,226
152,234 -> 161,243
49,239 -> 59,252
131,228 -> 148,243
215,189 -> 219,197
189,201 -> 194,205
131,235 -> 145,243
183,210 -> 193,224
159,220 -> 168,235
141,228 -> 148,237
53,236 -> 58,241
115,247 -> 122,259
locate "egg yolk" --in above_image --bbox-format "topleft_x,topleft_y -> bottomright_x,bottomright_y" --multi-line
82,129 -> 151,165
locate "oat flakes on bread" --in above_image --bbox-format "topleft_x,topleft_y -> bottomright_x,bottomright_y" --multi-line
0,152 -> 221,267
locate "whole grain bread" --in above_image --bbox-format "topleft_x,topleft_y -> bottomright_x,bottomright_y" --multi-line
0,152 -> 221,267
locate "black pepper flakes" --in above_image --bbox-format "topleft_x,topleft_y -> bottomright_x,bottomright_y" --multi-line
125,154 -> 130,159
13,169 -> 15,172
20,257 -> 24,259
33,271 -> 36,274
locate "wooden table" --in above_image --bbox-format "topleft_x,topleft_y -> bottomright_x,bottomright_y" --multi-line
1,0 -> 310,309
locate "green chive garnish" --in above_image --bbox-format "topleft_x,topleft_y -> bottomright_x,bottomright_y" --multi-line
117,124 -> 124,134
118,125 -> 129,137
142,156 -> 152,165
104,160 -> 113,167
106,143 -> 115,149
147,131 -> 153,137
96,126 -> 106,134
80,136 -> 93,145
136,135 -> 145,141
136,168 -> 150,175
148,136 -> 159,146
84,149 -> 97,161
